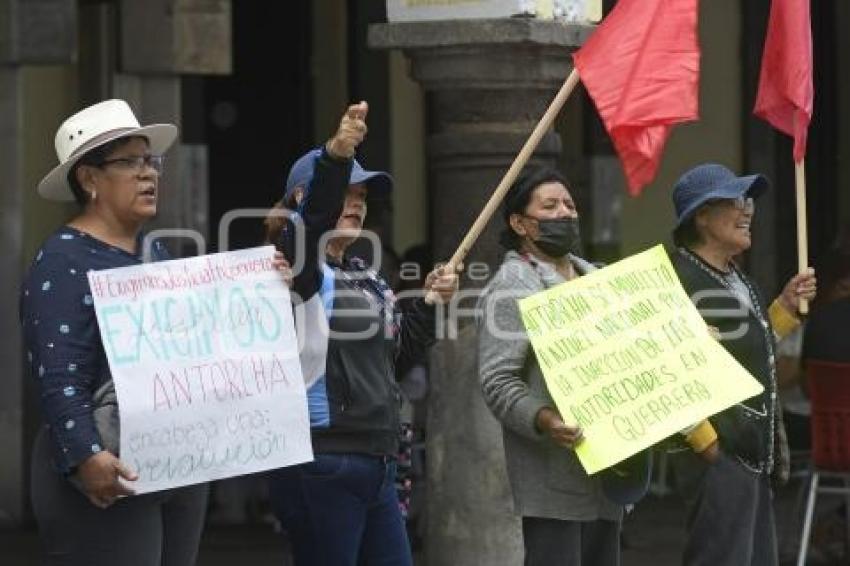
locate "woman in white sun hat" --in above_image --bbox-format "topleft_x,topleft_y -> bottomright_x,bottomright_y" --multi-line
20,99 -> 209,565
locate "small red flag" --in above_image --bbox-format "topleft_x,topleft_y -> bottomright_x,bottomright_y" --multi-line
573,0 -> 700,196
753,0 -> 813,163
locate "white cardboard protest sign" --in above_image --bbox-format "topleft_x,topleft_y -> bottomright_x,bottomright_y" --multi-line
88,246 -> 312,493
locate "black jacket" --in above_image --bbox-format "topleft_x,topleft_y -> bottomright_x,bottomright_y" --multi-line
282,149 -> 436,456
671,248 -> 777,471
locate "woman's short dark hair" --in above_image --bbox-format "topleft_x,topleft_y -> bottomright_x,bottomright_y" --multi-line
499,166 -> 572,250
672,216 -> 703,248
66,136 -> 140,206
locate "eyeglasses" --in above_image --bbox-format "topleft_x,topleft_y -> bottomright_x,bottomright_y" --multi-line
706,196 -> 755,214
731,196 -> 755,213
97,154 -> 164,174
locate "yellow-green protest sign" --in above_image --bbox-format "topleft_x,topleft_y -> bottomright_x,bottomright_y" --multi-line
518,244 -> 763,474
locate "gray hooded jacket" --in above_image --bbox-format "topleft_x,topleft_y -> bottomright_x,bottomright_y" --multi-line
477,250 -> 622,521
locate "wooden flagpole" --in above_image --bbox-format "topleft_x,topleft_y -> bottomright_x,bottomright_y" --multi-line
426,68 -> 581,302
795,159 -> 809,315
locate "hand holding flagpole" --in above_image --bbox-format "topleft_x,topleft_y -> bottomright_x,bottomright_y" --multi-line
754,0 -> 814,315
441,70 -> 581,274
795,159 -> 809,313
426,0 -> 700,303
424,69 -> 580,303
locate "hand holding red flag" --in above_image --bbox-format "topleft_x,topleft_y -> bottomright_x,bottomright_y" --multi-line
753,0 -> 813,163
573,0 -> 700,196
754,0 -> 815,314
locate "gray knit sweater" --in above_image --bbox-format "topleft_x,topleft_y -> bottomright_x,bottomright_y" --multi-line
477,251 -> 622,521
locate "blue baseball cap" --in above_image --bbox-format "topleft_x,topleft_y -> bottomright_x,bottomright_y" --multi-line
284,147 -> 393,206
672,163 -> 768,228
599,450 -> 653,506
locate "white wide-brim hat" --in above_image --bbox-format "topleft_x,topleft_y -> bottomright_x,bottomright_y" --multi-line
38,99 -> 178,202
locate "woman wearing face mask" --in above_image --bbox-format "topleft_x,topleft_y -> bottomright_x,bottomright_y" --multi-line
476,166 -> 627,566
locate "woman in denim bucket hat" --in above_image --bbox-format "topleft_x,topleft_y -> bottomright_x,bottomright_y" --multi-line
667,163 -> 816,566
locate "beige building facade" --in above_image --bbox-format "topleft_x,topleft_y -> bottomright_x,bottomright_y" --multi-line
1,0 -> 849,530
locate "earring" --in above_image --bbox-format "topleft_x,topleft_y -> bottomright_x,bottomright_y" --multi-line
91,190 -> 97,201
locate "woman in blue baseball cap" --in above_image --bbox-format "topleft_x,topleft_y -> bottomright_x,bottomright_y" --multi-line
667,163 -> 816,566
264,102 -> 458,565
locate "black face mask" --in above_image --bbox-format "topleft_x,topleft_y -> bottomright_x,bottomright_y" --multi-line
529,217 -> 581,258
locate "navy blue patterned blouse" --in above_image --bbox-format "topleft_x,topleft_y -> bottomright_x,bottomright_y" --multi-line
19,226 -> 168,475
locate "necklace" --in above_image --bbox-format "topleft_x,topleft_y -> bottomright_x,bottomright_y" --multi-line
676,247 -> 777,474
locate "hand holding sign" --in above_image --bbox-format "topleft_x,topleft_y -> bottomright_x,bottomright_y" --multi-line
518,245 -> 764,474
75,451 -> 138,508
88,246 -> 312,494
536,407 -> 584,449
272,250 -> 293,289
326,101 -> 369,160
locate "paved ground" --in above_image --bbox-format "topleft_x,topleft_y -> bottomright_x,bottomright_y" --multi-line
2,479 -> 847,565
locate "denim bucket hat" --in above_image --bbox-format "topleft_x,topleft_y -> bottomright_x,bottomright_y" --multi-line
673,163 -> 768,228
599,449 -> 653,506
284,147 -> 393,205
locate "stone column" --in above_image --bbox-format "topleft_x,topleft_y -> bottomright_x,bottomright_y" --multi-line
0,63 -> 26,528
118,0 -> 231,253
370,19 -> 590,565
0,0 -> 77,525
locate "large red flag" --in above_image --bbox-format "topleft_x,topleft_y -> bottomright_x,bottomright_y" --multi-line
753,0 -> 813,163
573,0 -> 700,196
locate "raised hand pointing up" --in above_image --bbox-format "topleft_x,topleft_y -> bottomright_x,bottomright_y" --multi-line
326,101 -> 369,159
